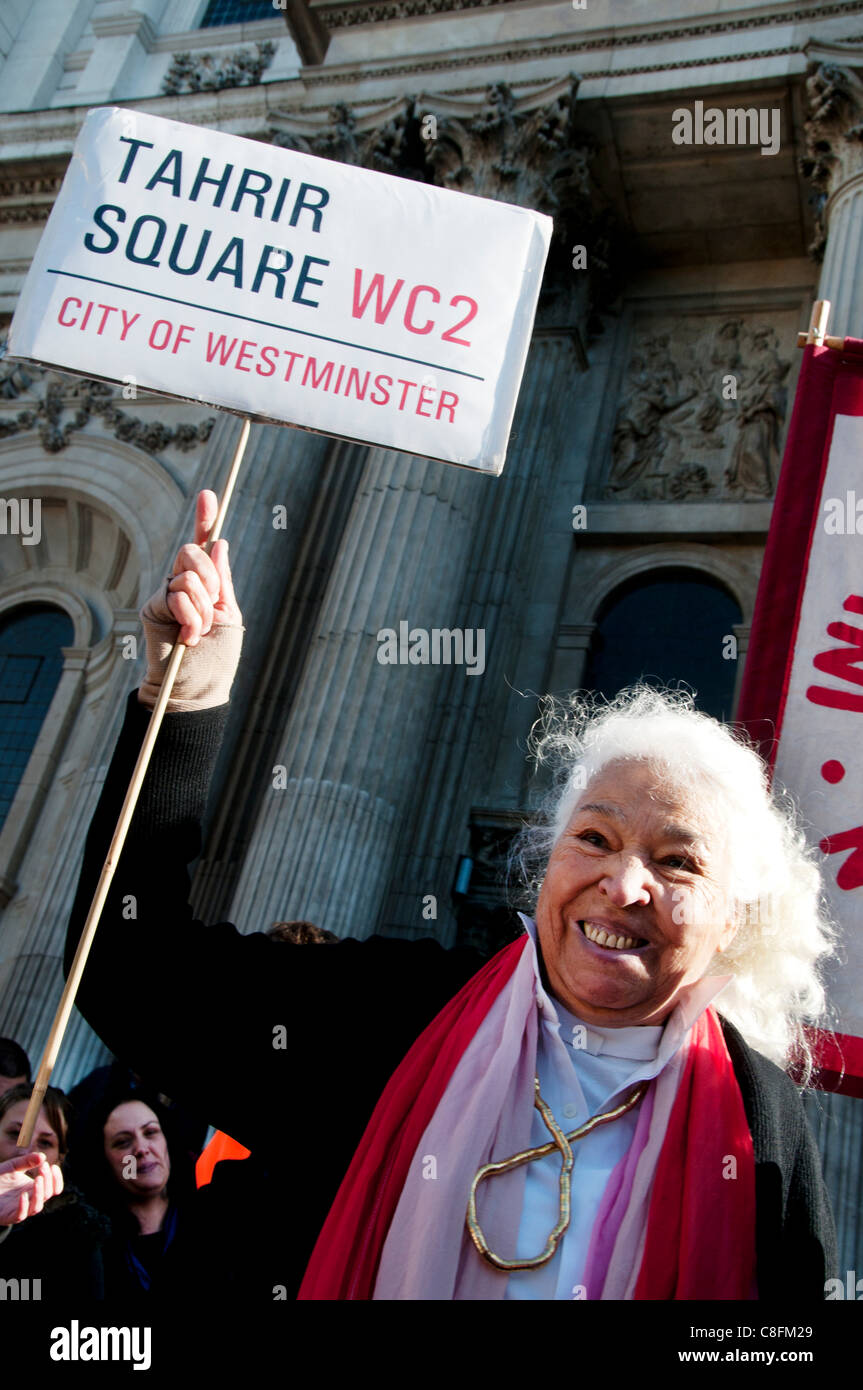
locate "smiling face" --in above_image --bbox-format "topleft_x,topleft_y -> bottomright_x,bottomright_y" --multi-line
103,1102 -> 170,1198
535,758 -> 738,1027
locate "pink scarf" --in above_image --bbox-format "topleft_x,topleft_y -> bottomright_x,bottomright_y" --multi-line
299,933 -> 756,1299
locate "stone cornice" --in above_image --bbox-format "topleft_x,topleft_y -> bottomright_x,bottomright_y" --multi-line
582,501 -> 774,533
15,0 -> 860,129
804,38 -> 863,66
90,10 -> 157,45
0,163 -> 68,226
0,3 -> 856,170
314,0 -> 862,31
134,0 -> 863,40
297,38 -> 804,88
270,0 -> 863,92
0,43 -> 809,159
58,0 -> 847,53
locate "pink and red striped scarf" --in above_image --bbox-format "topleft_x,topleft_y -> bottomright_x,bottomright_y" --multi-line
299,930 -> 756,1299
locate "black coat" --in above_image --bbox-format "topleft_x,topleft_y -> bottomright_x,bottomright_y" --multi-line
0,1187 -> 110,1299
65,691 -> 838,1300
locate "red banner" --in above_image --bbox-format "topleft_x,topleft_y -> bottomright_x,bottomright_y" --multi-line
737,339 -> 863,1096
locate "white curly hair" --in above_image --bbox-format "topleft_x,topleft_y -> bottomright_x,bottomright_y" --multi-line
509,685 -> 839,1084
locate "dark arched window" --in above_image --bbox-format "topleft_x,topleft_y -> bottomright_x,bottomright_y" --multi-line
0,606 -> 74,833
583,569 -> 742,722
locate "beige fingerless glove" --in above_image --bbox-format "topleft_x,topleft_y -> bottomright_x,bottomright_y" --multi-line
138,584 -> 245,712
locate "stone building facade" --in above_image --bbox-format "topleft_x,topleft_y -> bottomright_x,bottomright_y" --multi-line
0,0 -> 861,1273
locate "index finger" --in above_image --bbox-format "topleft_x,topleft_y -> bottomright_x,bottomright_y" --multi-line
5,1151 -> 46,1172
194,489 -> 219,549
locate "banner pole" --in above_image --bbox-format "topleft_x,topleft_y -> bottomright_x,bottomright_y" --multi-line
16,415 -> 252,1151
796,299 -> 840,349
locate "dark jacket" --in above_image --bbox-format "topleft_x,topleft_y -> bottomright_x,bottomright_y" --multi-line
99,1194 -> 246,1300
64,690 -> 838,1300
0,1187 -> 110,1299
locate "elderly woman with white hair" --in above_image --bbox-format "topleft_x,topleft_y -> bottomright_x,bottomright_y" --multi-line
65,490 -> 837,1301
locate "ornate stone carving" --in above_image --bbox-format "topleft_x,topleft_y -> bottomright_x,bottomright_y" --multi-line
800,58 -> 863,258
0,173 -> 65,200
0,343 -> 214,456
319,0 -> 862,30
161,40 -> 276,95
272,76 -> 585,198
0,168 -> 67,225
420,79 -> 613,328
0,351 -> 36,401
321,0 -> 511,23
270,96 -> 417,176
604,319 -> 790,502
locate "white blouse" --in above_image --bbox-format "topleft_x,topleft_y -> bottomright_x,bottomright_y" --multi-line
503,915 -> 730,1300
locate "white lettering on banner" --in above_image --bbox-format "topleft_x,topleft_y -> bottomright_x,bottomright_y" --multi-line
8,107 -> 551,475
775,413 -> 863,1039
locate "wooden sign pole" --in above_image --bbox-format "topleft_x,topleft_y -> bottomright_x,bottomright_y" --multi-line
16,416 -> 252,1151
796,299 -> 838,349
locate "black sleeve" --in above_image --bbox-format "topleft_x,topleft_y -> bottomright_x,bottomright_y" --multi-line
65,691 -> 487,1157
783,1100 -> 838,1297
721,1018 -> 837,1301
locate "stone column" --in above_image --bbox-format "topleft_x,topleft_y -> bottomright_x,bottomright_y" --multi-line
227,444 -> 485,940
802,50 -> 863,337
819,179 -> 863,336
192,427 -> 367,922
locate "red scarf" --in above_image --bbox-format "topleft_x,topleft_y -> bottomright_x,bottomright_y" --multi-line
298,937 -> 756,1299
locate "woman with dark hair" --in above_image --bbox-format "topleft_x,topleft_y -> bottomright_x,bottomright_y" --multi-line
76,1090 -> 209,1297
0,1083 -> 109,1298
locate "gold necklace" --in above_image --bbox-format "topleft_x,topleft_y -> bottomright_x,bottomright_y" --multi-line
466,1076 -> 648,1272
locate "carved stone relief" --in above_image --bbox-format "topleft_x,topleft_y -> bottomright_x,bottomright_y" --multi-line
0,167 -> 67,225
603,317 -> 791,502
0,342 -> 214,456
162,40 -> 276,96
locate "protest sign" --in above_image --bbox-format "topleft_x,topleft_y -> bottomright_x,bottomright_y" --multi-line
738,333 -> 863,1090
8,105 -> 552,474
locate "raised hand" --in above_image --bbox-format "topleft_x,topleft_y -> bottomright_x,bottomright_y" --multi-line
147,489 -> 242,646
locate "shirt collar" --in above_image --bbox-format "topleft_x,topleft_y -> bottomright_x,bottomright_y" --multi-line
516,911 -> 732,1062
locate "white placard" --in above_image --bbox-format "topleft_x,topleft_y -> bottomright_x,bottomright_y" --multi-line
8,106 -> 552,474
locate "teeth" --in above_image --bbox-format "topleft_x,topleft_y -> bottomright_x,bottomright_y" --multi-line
581,921 -> 639,951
